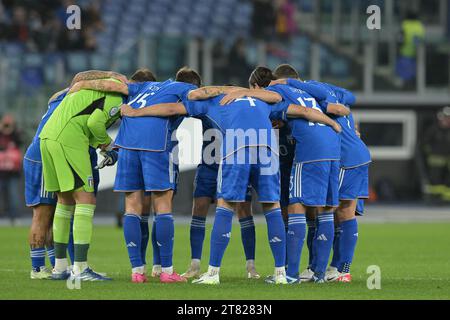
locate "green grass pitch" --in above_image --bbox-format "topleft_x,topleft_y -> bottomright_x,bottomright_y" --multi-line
0,222 -> 449,300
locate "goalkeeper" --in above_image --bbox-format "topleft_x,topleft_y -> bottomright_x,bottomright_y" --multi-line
39,78 -> 126,281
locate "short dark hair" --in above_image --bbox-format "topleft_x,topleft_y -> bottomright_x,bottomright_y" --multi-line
175,67 -> 202,87
273,64 -> 299,79
248,66 -> 275,88
130,68 -> 156,82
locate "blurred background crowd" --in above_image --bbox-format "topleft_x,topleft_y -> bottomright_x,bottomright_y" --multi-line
0,0 -> 449,221
0,0 -> 103,52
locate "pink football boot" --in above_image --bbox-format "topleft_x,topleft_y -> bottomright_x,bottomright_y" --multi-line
337,273 -> 352,283
131,273 -> 148,283
160,272 -> 187,283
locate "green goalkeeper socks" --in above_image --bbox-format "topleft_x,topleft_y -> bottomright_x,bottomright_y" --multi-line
73,204 -> 96,262
53,203 -> 75,259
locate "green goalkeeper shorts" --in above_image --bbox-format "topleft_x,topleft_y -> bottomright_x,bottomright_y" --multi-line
40,139 -> 95,193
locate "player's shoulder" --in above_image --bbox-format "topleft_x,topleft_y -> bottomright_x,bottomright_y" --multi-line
306,80 -> 327,91
314,80 -> 343,94
129,80 -> 162,92
49,89 -> 69,105
164,80 -> 197,92
281,83 -> 311,99
266,84 -> 285,93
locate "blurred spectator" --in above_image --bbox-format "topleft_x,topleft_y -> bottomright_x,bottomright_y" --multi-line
0,114 -> 23,224
83,0 -> 104,31
251,0 -> 276,40
10,6 -> 29,43
421,107 -> 450,202
0,0 -> 103,52
227,38 -> 253,86
57,24 -> 85,51
396,11 -> 425,86
275,0 -> 297,40
0,2 -> 10,39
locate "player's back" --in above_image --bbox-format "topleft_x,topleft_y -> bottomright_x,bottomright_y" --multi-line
267,84 -> 340,163
115,80 -> 195,152
186,95 -> 286,159
25,90 -> 67,161
308,80 -> 371,168
195,95 -> 279,138
39,88 -> 123,149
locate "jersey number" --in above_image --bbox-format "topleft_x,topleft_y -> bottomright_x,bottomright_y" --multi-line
296,97 -> 325,127
235,97 -> 257,107
128,93 -> 151,109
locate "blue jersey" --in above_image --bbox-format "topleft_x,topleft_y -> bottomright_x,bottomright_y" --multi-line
184,95 -> 289,159
24,90 -> 68,161
115,80 -> 196,152
287,79 -> 371,168
267,84 -> 340,163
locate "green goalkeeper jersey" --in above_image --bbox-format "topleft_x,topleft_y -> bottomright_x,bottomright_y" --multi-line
40,81 -> 123,149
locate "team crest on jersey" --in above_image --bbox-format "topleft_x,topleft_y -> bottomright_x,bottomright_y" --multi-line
109,107 -> 119,117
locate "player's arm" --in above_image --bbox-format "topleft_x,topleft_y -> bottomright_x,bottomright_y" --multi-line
286,104 -> 342,133
326,103 -> 351,116
87,108 -> 114,149
68,79 -> 128,95
71,70 -> 127,86
327,83 -> 356,107
220,88 -> 282,105
342,90 -> 356,106
47,88 -> 69,104
188,86 -> 243,100
120,103 -> 187,118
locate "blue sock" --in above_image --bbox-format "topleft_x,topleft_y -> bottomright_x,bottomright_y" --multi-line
209,207 -> 233,267
140,214 -> 150,265
306,218 -> 316,269
313,213 -> 335,278
67,216 -> 75,265
338,218 -> 358,273
123,213 -> 143,268
286,213 -> 306,278
239,216 -> 256,261
151,214 -> 160,265
190,215 -> 206,260
264,208 -> 286,268
30,247 -> 46,271
46,246 -> 55,268
155,214 -> 174,268
330,224 -> 342,268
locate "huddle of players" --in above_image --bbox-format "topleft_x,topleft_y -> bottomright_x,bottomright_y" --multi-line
24,63 -> 370,285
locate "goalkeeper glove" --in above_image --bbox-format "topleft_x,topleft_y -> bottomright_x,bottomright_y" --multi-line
96,150 -> 118,169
